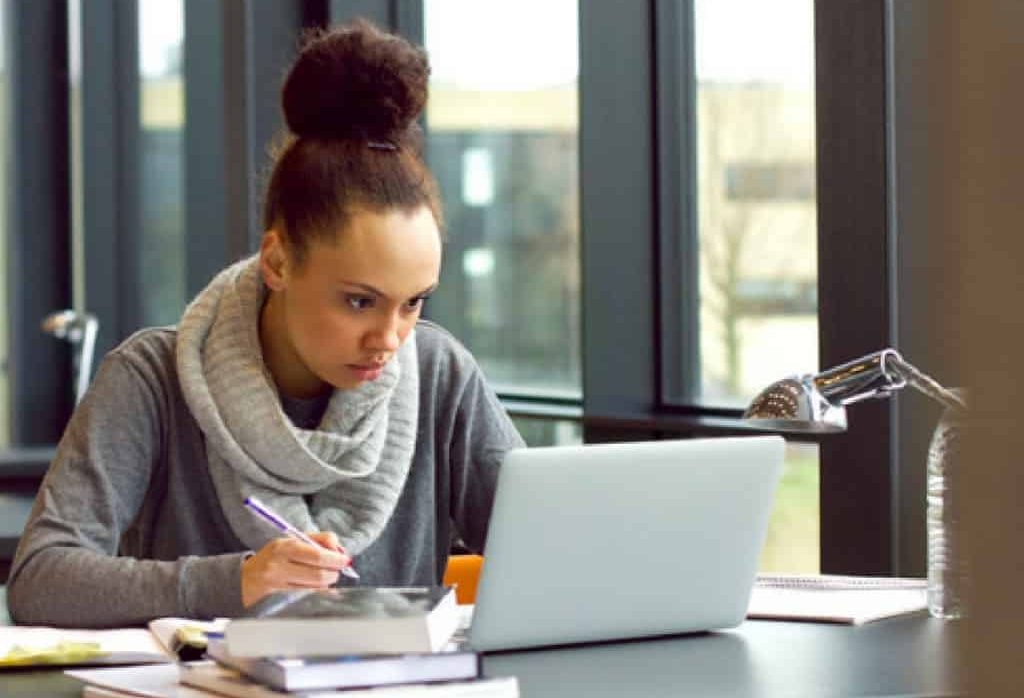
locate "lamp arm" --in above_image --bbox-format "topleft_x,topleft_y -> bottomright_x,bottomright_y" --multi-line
887,353 -> 967,413
812,348 -> 907,406
811,348 -> 966,414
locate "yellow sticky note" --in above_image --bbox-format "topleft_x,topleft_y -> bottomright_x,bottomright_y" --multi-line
0,641 -> 107,667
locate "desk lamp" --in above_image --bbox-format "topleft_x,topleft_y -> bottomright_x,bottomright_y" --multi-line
41,309 -> 99,405
743,347 -> 967,619
743,347 -> 965,432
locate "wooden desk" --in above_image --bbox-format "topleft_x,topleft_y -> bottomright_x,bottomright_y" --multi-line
0,615 -> 961,697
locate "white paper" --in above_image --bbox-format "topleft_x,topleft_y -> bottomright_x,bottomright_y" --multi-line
0,626 -> 170,661
746,574 -> 929,624
67,664 -> 203,698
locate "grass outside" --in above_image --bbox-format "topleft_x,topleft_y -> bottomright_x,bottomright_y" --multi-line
759,443 -> 819,573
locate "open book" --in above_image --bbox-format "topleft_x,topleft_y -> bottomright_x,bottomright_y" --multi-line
0,617 -> 227,669
746,574 -> 929,624
0,626 -> 170,668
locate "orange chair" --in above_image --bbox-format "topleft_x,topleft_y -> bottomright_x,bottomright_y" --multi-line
442,554 -> 483,604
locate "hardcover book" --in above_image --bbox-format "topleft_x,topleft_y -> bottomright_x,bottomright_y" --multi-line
206,636 -> 479,692
224,586 -> 459,658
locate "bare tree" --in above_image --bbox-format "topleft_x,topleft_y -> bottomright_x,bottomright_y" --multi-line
698,84 -> 815,398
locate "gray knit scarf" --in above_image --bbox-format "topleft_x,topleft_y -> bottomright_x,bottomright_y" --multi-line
176,255 -> 419,556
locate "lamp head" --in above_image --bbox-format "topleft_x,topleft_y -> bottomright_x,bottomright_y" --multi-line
40,309 -> 100,405
743,348 -> 907,434
41,309 -> 96,343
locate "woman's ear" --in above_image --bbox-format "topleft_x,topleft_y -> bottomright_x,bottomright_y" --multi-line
260,229 -> 289,291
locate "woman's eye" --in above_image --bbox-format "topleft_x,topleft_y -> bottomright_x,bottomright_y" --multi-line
345,295 -> 374,311
405,296 -> 428,311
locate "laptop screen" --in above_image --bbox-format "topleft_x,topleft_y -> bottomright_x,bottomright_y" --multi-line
469,435 -> 785,651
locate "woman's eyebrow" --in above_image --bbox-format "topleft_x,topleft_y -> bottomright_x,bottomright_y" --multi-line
340,281 -> 438,300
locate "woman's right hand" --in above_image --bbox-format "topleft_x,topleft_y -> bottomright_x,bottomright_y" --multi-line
240,532 -> 351,607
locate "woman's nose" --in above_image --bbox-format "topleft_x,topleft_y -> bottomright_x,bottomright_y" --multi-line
367,313 -> 402,352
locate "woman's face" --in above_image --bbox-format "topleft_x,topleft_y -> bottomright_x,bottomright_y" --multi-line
260,205 -> 441,395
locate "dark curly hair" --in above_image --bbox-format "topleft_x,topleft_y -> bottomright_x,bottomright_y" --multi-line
262,19 -> 443,260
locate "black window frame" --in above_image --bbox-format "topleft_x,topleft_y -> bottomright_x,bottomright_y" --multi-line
394,0 -> 913,576
4,0 -> 73,446
1,0 -> 940,576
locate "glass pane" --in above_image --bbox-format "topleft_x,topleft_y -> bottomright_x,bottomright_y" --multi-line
693,2 -> 819,573
511,417 -> 582,448
0,1 -> 9,446
423,0 -> 581,398
760,442 -> 819,573
694,0 -> 818,407
138,0 -> 185,326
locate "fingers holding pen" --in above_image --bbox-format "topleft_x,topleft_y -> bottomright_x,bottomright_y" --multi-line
241,497 -> 359,582
308,530 -> 348,556
241,537 -> 352,607
287,535 -> 351,570
309,530 -> 360,580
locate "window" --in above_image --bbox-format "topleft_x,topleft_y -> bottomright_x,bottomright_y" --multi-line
762,443 -> 818,571
138,0 -> 186,326
416,1 -> 822,571
0,0 -> 9,447
692,0 -> 818,408
422,0 -> 581,399
690,0 -> 819,572
512,417 -> 582,449
0,0 -> 916,576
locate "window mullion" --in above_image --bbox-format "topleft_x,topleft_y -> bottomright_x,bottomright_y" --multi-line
815,0 -> 895,575
4,0 -> 73,444
579,1 -> 659,441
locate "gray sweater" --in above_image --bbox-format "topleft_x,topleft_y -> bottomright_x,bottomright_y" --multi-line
6,320 -> 524,628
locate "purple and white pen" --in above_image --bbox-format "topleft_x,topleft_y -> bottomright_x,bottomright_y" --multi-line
244,496 -> 360,579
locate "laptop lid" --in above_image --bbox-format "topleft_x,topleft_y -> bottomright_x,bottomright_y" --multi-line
468,435 -> 785,652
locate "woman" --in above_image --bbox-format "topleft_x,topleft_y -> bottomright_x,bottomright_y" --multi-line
7,20 -> 524,628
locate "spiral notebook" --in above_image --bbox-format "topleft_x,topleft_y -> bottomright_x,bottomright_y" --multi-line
746,574 -> 929,624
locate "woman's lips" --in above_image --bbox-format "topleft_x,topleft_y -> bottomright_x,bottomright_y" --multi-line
347,363 -> 384,381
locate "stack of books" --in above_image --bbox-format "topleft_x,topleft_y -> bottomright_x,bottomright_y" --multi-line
67,586 -> 519,697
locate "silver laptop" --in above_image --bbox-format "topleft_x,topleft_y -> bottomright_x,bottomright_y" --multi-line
468,435 -> 785,651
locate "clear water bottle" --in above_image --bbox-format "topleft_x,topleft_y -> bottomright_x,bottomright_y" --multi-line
926,392 -> 967,619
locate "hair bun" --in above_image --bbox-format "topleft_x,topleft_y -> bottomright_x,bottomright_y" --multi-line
282,20 -> 429,143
